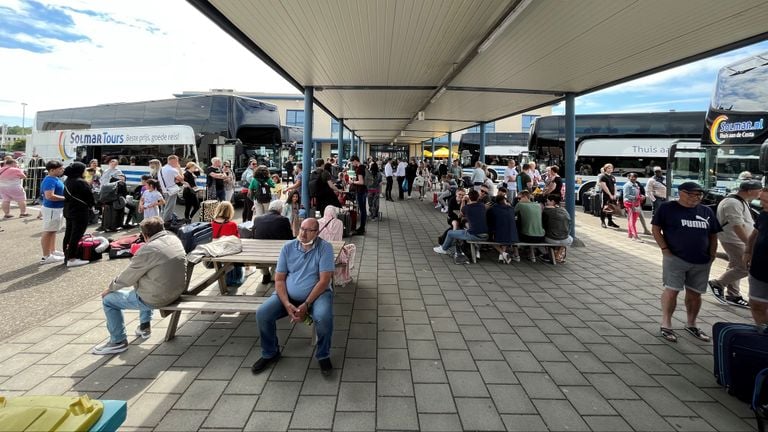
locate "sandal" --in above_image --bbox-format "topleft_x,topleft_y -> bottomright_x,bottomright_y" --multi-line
3,214 -> 12,219
19,213 -> 31,217
685,326 -> 710,342
660,327 -> 678,343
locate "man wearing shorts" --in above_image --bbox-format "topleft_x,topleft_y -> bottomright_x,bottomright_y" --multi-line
652,182 -> 721,343
40,160 -> 66,265
745,187 -> 768,325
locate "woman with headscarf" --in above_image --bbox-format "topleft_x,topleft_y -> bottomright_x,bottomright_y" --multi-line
317,205 -> 344,242
63,162 -> 95,267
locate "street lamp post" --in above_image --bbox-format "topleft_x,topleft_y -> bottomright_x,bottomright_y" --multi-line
21,102 -> 27,135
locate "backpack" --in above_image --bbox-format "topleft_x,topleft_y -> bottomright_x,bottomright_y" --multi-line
250,179 -> 272,204
365,168 -> 378,189
712,194 -> 757,227
309,169 -> 322,198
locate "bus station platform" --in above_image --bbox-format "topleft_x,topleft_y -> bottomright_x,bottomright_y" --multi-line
0,197 -> 757,431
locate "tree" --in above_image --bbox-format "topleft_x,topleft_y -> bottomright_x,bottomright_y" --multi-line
11,139 -> 25,151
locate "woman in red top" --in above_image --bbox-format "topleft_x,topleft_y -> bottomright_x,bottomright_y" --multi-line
211,202 -> 243,289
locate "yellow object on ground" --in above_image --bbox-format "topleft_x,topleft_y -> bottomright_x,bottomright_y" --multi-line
0,395 -> 103,432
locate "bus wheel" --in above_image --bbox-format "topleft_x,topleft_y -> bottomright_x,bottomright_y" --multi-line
577,183 -> 595,205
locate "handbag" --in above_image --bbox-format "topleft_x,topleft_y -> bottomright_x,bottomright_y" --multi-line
602,201 -> 624,216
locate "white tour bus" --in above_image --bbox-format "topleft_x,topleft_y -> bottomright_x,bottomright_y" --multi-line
24,125 -> 203,188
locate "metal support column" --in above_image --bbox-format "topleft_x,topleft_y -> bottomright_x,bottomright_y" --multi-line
337,119 -> 344,163
564,93 -> 582,245
301,86 -> 314,211
447,132 -> 453,164
421,141 -> 425,160
479,122 -> 487,166
431,138 -> 435,164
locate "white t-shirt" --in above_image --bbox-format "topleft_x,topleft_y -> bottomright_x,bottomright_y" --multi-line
396,162 -> 407,177
159,164 -> 181,194
504,167 -> 518,191
142,189 -> 163,218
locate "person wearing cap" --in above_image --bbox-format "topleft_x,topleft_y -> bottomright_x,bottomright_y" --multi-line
645,166 -> 667,215
652,182 -> 722,343
708,180 -> 763,308
744,187 -> 768,325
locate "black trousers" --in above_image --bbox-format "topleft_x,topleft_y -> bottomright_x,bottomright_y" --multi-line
406,176 -> 416,196
385,176 -> 394,200
63,216 -> 89,261
184,189 -> 200,220
396,176 -> 405,200
242,195 -> 254,222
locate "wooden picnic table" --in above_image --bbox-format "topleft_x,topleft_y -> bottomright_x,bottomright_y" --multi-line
184,239 -> 346,296
163,238 -> 346,341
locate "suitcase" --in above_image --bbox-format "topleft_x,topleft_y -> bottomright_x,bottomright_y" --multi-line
200,200 -> 218,222
582,192 -> 593,213
337,211 -> 352,238
101,204 -> 124,232
349,208 -> 358,231
590,192 -> 603,217
177,221 -> 213,253
713,322 -> 768,402
76,234 -> 106,262
754,368 -> 768,432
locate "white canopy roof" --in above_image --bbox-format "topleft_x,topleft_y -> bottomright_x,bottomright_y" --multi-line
189,0 -> 768,145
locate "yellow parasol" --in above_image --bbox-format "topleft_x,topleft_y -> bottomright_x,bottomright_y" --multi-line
423,149 -> 432,157
433,147 -> 458,158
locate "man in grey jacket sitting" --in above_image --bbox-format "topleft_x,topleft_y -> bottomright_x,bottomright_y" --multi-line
92,216 -> 187,355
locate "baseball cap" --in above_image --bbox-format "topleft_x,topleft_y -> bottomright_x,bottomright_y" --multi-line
739,180 -> 762,191
678,182 -> 704,193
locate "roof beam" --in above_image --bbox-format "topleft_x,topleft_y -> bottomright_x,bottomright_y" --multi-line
446,86 -> 565,96
317,86 -> 437,91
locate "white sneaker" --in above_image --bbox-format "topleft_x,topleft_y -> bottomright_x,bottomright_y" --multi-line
40,255 -> 64,265
435,204 -> 441,209
476,250 -> 481,259
66,258 -> 89,268
440,208 -> 448,213
51,250 -> 65,257
433,246 -> 447,255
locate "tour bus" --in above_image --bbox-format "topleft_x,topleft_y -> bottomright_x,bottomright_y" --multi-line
458,132 -> 528,180
667,51 -> 767,201
26,125 -> 199,188
528,111 -> 705,202
31,95 -> 283,180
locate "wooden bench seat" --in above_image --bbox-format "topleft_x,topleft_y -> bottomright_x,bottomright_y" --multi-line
160,295 -> 268,341
466,240 -> 562,264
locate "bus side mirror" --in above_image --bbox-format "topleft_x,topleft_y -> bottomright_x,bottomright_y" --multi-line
761,143 -> 768,174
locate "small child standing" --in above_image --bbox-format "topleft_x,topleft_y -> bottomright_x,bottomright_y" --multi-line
139,179 -> 165,219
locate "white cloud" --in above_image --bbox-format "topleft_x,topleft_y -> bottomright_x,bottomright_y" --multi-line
0,0 -> 298,121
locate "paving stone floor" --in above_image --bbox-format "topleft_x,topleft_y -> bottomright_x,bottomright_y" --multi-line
0,196 -> 758,431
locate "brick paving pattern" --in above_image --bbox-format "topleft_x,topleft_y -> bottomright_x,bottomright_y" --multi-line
0,197 -> 758,431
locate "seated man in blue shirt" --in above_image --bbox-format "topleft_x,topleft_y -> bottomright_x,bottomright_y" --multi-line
434,189 -> 488,256
252,218 -> 336,375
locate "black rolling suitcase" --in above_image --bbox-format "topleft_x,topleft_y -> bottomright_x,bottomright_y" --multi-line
582,192 -> 593,213
337,211 -> 352,237
177,221 -> 213,253
754,368 -> 768,432
713,322 -> 768,402
590,192 -> 602,217
101,204 -> 124,232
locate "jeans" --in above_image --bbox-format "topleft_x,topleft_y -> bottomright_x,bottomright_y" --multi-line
256,290 -> 334,360
162,191 -> 178,221
440,229 -> 481,251
652,198 -> 665,215
102,289 -> 153,343
356,190 -> 367,230
367,190 -> 380,219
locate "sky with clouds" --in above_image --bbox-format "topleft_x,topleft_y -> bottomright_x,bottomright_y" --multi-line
1,0 -> 767,130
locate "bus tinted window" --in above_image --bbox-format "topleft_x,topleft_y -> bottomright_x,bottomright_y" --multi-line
713,55 -> 768,112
